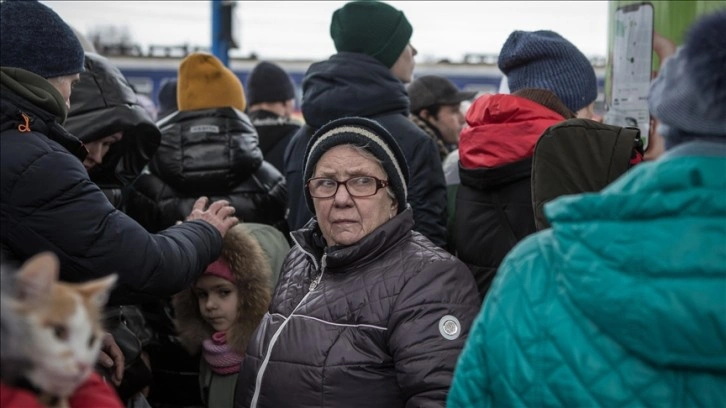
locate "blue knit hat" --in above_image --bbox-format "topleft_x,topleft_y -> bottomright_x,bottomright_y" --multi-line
648,11 -> 726,148
330,1 -> 413,68
498,30 -> 597,112
0,0 -> 84,79
303,117 -> 409,215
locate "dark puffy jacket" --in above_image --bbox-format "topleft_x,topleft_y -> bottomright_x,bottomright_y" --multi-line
248,109 -> 301,174
455,93 -> 566,298
284,53 -> 447,248
235,209 -> 480,408
65,52 -> 160,209
126,108 -> 287,233
0,83 -> 221,306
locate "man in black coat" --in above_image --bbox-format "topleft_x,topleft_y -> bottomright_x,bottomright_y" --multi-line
284,1 -> 448,248
0,0 -> 238,306
246,61 -> 302,174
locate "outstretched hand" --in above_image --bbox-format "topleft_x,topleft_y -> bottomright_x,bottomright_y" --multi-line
185,197 -> 239,238
98,332 -> 124,386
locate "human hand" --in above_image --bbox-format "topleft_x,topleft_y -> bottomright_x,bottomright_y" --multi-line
98,332 -> 124,386
185,196 -> 239,238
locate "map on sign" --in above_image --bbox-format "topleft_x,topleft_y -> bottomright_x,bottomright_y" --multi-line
605,2 -> 653,149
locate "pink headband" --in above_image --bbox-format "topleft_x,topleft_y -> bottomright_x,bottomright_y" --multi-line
204,259 -> 235,283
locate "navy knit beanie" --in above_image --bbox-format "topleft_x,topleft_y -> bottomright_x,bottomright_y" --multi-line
498,30 -> 596,112
246,61 -> 296,106
303,117 -> 409,215
330,1 -> 413,68
0,0 -> 84,78
648,10 -> 726,148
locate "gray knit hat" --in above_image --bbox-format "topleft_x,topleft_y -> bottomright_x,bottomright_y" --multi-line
648,11 -> 726,148
498,30 -> 596,112
303,117 -> 409,215
0,0 -> 84,79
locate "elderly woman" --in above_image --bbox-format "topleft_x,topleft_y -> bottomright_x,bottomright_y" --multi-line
235,117 -> 480,407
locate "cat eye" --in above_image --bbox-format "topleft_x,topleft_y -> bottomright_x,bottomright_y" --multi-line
88,333 -> 97,347
53,325 -> 69,341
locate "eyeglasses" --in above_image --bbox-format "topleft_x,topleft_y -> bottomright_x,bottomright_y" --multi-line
306,176 -> 390,198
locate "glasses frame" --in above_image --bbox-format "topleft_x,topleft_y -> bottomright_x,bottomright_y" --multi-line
306,176 -> 390,199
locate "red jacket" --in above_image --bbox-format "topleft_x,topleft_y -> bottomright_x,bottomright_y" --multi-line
459,94 -> 565,168
0,373 -> 123,408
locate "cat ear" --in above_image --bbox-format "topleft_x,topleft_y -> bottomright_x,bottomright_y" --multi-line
77,274 -> 117,309
15,252 -> 59,302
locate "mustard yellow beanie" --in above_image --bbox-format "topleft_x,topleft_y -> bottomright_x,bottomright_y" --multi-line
177,53 -> 246,112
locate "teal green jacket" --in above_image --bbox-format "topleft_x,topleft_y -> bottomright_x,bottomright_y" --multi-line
448,142 -> 726,407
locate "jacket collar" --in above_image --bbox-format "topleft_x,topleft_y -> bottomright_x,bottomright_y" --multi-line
1,89 -> 87,161
292,207 -> 415,272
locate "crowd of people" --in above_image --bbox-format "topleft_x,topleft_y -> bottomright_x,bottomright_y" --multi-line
1,0 -> 724,407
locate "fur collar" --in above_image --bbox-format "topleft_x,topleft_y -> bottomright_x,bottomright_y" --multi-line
173,224 -> 273,355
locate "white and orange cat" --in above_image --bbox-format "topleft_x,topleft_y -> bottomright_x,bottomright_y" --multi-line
0,252 -> 116,407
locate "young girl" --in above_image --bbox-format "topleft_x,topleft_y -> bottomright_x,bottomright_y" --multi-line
173,224 -> 273,407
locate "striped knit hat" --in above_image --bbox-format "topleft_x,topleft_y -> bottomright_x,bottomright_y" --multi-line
498,30 -> 597,112
302,117 -> 409,215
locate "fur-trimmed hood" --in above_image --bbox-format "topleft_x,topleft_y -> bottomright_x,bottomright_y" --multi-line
173,224 -> 272,355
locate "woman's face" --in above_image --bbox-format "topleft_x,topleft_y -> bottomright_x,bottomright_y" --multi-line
312,145 -> 397,247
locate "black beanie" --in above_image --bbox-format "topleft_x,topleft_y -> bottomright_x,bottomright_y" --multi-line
246,61 -> 296,106
0,0 -> 84,79
330,1 -> 413,68
303,117 -> 409,215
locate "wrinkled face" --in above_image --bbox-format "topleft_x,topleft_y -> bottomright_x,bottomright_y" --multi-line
83,131 -> 123,171
47,74 -> 80,111
390,44 -> 417,84
424,104 -> 466,145
194,275 -> 239,332
312,145 -> 397,247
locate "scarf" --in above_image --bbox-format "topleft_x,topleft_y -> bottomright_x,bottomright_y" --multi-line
201,331 -> 244,375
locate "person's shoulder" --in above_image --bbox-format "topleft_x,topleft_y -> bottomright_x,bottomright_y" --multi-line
492,229 -> 558,293
1,128 -> 82,170
374,113 -> 433,145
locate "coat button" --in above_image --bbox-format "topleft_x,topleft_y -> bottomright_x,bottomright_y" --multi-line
438,315 -> 461,340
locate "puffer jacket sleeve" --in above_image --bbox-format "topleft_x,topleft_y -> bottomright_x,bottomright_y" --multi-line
4,147 -> 222,303
387,254 -> 480,407
447,232 -> 549,408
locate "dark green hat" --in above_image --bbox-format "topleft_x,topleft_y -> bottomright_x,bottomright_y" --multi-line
330,1 -> 413,68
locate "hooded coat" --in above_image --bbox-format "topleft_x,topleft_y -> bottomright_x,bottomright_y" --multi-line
284,53 -> 448,248
125,108 -> 287,233
173,224 -> 273,408
0,68 -> 222,305
448,142 -> 726,407
235,208 -> 480,408
454,92 -> 569,298
65,53 -> 160,209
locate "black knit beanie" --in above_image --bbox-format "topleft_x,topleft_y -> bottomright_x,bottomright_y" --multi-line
498,30 -> 596,112
303,117 -> 409,215
246,61 -> 296,106
0,0 -> 84,79
330,1 -> 413,68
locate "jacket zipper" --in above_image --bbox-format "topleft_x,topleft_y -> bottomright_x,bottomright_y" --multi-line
250,239 -> 326,407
